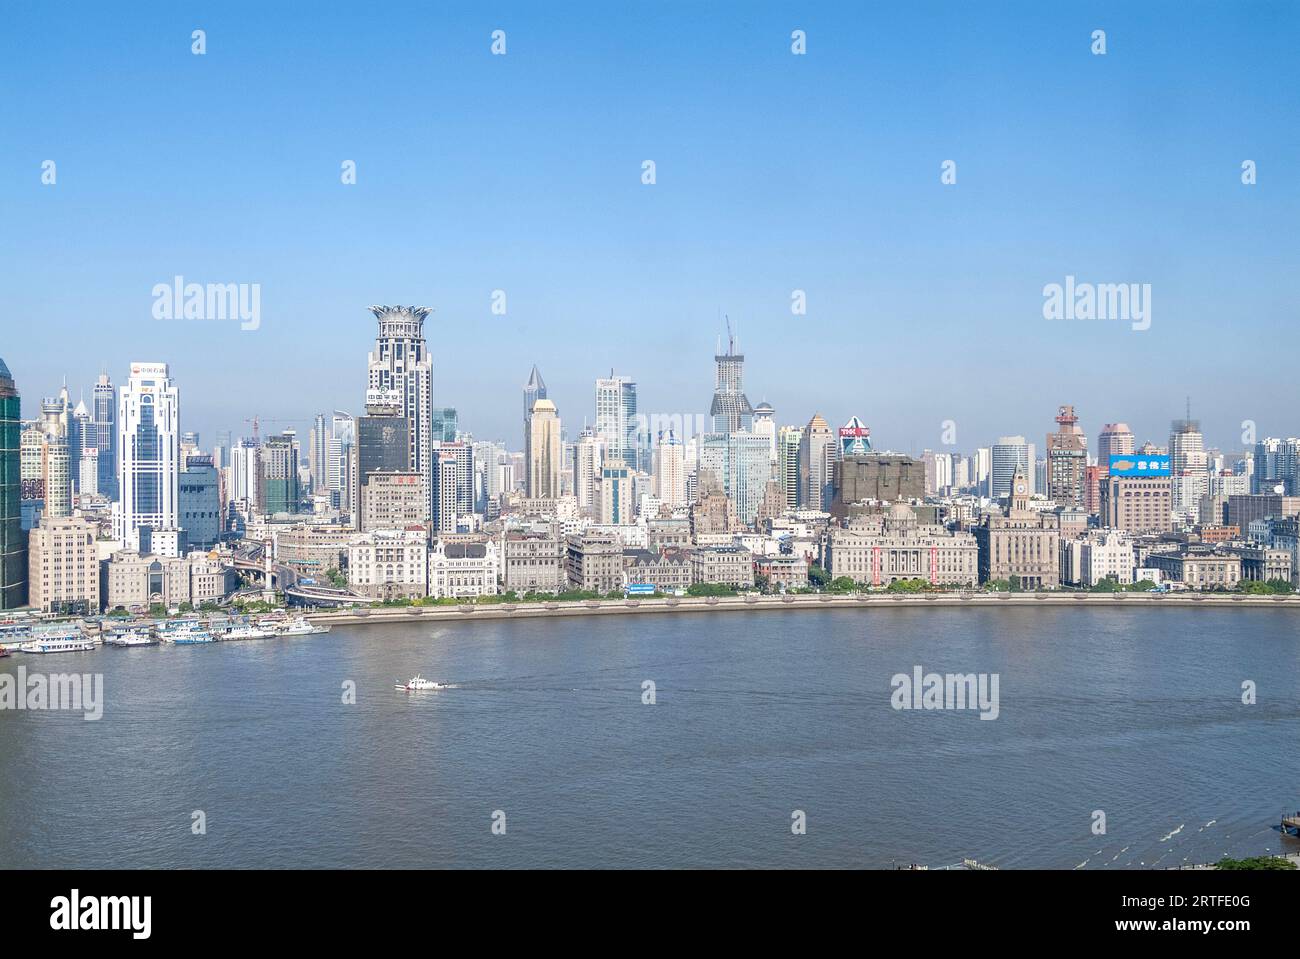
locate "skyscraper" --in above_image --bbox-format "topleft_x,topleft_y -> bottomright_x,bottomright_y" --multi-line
654,430 -> 686,506
778,426 -> 803,511
261,433 -> 300,515
1169,410 -> 1207,521
1046,405 -> 1088,508
115,362 -> 181,548
990,436 -> 1034,500
709,321 -> 753,434
526,398 -> 563,499
0,357 -> 25,609
1097,423 -> 1135,466
366,305 -> 433,518
595,373 -> 637,470
799,414 -> 836,510
92,373 -> 117,499
523,364 -> 546,453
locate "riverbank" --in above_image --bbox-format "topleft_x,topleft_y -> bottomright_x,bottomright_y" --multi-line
305,590 -> 1300,625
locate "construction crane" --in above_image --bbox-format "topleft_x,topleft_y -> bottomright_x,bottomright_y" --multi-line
242,416 -> 310,443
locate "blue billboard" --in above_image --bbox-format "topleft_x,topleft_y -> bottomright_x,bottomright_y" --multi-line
626,583 -> 656,596
1108,454 -> 1171,477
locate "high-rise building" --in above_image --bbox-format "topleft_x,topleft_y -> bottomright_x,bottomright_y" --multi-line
21,425 -> 71,520
179,453 -> 222,549
1097,423 -> 1135,466
114,362 -> 180,547
366,305 -> 434,518
798,414 -> 836,510
595,373 -> 637,470
990,436 -> 1034,500
0,357 -> 24,609
654,430 -> 686,506
709,323 -> 753,434
526,398 -> 563,499
777,426 -> 802,511
523,364 -> 546,469
432,442 -> 473,534
574,428 -> 603,514
260,433 -> 300,516
92,373 -> 118,499
752,402 -> 777,470
27,513 -> 99,614
355,397 -> 413,529
699,430 -> 771,526
1046,405 -> 1088,508
597,465 -> 633,525
431,407 -> 458,443
1169,413 -> 1208,521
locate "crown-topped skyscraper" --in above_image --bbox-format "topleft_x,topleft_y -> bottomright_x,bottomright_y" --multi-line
366,306 -> 433,521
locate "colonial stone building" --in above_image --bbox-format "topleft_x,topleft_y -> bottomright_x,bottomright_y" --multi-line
753,553 -> 810,590
824,504 -> 977,587
565,530 -> 623,593
974,469 -> 1061,588
429,540 -> 498,599
501,526 -> 566,593
690,545 -> 754,588
622,547 -> 693,593
347,527 -> 429,600
1145,546 -> 1241,590
104,549 -> 234,611
27,513 -> 99,614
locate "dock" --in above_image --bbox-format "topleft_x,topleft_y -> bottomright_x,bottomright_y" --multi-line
1282,812 -> 1300,837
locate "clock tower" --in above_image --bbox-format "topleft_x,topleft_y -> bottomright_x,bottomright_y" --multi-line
1009,467 -> 1030,513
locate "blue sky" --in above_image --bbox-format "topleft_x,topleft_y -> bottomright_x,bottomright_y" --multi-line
1,1 -> 1296,456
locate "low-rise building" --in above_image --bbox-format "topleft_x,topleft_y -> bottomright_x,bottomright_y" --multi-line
347,527 -> 429,600
275,524 -> 350,581
103,549 -> 235,611
1145,546 -> 1242,590
622,548 -> 693,593
1059,530 -> 1135,587
753,554 -> 809,590
691,545 -> 755,588
825,504 -> 978,587
501,526 -> 566,593
429,540 -> 499,599
566,530 -> 623,593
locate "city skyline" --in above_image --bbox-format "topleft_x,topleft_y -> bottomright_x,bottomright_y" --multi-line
4,3 -> 1298,449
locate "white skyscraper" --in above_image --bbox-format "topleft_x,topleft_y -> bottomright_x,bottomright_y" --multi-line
654,430 -> 687,506
595,374 -> 637,470
114,361 -> 180,546
367,306 -> 434,519
574,428 -> 603,513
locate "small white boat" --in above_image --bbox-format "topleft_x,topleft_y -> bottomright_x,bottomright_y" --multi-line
104,630 -> 158,647
395,674 -> 448,691
277,616 -> 330,636
20,636 -> 96,654
220,625 -> 271,641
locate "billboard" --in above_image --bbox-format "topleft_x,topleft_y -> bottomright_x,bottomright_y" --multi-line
626,583 -> 656,596
839,416 -> 872,456
1108,454 -> 1171,477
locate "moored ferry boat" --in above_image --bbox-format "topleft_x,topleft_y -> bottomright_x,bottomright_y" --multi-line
277,616 -> 330,636
104,630 -> 158,647
166,624 -> 214,645
19,634 -> 97,654
219,624 -> 272,641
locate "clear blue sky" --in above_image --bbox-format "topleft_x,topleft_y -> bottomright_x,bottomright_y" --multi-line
1,1 -> 1296,456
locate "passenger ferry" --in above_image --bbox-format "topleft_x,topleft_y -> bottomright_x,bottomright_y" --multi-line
278,616 -> 330,636
219,624 -> 272,642
19,634 -> 97,654
166,624 -> 214,645
104,630 -> 158,647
